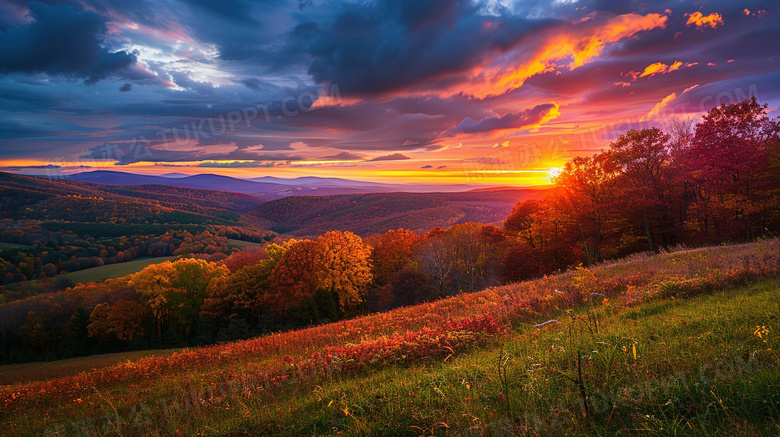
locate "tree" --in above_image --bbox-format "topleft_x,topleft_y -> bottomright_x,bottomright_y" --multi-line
417,230 -> 454,295
316,231 -> 373,311
684,97 -> 780,240
504,195 -> 581,281
129,258 -> 229,341
221,248 -> 265,273
505,199 -> 542,238
87,299 -> 147,342
128,260 -> 177,341
608,128 -> 671,250
203,259 -> 276,324
267,240 -> 321,316
389,266 -> 435,307
367,229 -> 422,286
556,153 -> 624,262
169,258 -> 230,339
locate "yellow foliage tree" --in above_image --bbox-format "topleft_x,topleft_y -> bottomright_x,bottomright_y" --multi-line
129,258 -> 229,340
316,231 -> 373,310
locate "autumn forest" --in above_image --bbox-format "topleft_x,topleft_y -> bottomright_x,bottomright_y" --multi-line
0,98 -> 778,367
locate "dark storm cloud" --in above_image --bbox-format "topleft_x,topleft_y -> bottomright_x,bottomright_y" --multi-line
181,0 -> 259,25
78,138 -> 304,164
451,104 -> 559,135
290,0 -> 555,96
239,77 -> 270,92
0,2 -> 144,84
0,118 -> 96,140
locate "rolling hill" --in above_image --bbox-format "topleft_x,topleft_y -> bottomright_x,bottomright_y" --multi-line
0,171 -> 266,225
2,241 -> 778,436
250,188 -> 554,236
65,170 -> 500,199
1,171 -> 552,237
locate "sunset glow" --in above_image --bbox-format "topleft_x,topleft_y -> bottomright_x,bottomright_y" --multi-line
0,1 -> 778,187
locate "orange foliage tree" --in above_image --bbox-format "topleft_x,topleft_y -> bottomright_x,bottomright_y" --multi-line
87,299 -> 147,342
316,231 -> 373,311
367,229 -> 422,286
267,240 -> 321,317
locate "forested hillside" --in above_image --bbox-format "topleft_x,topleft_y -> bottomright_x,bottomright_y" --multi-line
250,188 -> 551,236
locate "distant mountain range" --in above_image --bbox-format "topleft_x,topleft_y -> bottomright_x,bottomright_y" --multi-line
1,170 -> 553,237
250,188 -> 554,236
0,171 -> 266,226
64,171 -> 501,200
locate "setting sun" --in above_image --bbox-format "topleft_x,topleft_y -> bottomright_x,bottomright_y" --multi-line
545,167 -> 563,183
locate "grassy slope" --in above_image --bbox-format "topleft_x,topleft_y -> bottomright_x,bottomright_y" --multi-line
226,239 -> 263,249
242,278 -> 779,437
0,350 -> 181,386
0,242 -> 30,250
2,241 -> 780,436
60,256 -> 177,284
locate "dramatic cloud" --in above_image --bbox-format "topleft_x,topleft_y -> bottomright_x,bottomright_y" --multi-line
647,92 -> 678,119
0,0 -> 778,184
451,104 -> 560,135
320,151 -> 364,161
686,12 -> 724,29
196,161 -> 265,168
369,153 -> 411,161
295,5 -> 668,99
0,2 -> 153,84
626,61 -> 698,80
465,12 -> 669,98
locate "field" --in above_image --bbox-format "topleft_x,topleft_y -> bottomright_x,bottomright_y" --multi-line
1,240 -> 779,436
0,350 -> 181,386
0,242 -> 30,250
226,239 -> 263,248
61,256 -> 177,284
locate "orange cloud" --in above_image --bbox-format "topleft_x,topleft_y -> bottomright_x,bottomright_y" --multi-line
686,12 -> 724,29
463,13 -> 668,98
742,9 -> 766,17
667,60 -> 683,72
647,92 -> 677,119
633,60 -> 695,79
639,62 -> 669,78
451,103 -> 560,136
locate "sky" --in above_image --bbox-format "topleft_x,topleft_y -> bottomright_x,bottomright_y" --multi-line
0,0 -> 778,186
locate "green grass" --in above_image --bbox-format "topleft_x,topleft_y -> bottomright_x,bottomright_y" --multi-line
226,239 -> 263,248
60,256 -> 176,284
0,242 -> 30,250
11,279 -> 780,436
0,349 -> 181,386
4,241 -> 780,436
165,279 -> 779,437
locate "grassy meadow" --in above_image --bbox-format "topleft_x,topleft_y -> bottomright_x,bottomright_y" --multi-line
60,256 -> 177,284
226,239 -> 264,249
1,240 -> 779,436
0,350 -> 181,386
